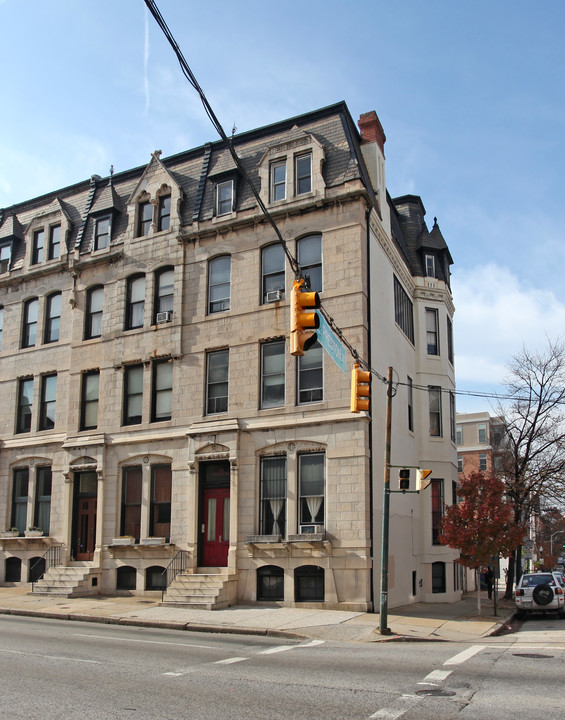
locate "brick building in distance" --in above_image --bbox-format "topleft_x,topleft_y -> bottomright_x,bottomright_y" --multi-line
0,102 -> 458,609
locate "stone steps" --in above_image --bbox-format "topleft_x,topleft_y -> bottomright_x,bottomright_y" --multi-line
162,569 -> 235,610
32,565 -> 101,598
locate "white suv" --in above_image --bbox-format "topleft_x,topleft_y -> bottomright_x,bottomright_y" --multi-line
515,572 -> 565,619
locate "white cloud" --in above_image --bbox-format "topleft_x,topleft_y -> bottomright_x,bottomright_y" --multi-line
452,263 -> 565,389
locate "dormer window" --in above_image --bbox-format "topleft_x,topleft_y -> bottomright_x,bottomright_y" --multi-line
270,161 -> 286,202
94,217 -> 110,251
157,195 -> 171,231
0,242 -> 11,273
32,229 -> 44,265
216,180 -> 233,216
48,225 -> 61,260
425,254 -> 435,278
138,201 -> 153,237
295,153 -> 312,195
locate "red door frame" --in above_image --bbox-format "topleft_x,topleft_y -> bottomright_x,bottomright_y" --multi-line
201,487 -> 230,567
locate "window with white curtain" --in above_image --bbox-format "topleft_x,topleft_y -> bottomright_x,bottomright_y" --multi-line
298,453 -> 324,528
260,456 -> 286,536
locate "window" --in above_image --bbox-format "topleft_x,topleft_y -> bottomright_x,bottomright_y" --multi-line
393,276 -> 414,343
125,274 -> 145,329
11,469 -> 29,533
456,425 -> 463,445
0,305 -> 4,351
208,256 -> 231,313
32,229 -> 44,264
34,466 -> 52,534
39,374 -> 57,430
81,287 -> 102,341
432,561 -> 446,593
479,453 -> 487,471
457,455 -> 463,473
81,371 -> 100,430
150,465 -> 172,540
123,364 -> 143,425
428,386 -> 442,437
297,234 -> 322,292
5,557 -> 22,582
152,359 -> 173,422
216,180 -> 233,216
154,266 -> 174,321
478,423 -> 487,444
447,315 -> 454,364
431,478 -> 444,545
425,254 -> 435,278
407,376 -> 414,432
48,225 -> 61,260
121,466 -> 142,541
452,480 -> 458,505
260,456 -> 286,536
138,200 -> 153,236
94,217 -> 110,250
426,308 -> 439,355
145,565 -> 166,591
261,341 -> 285,409
261,243 -> 285,303
295,153 -> 312,195
295,565 -> 324,602
0,241 -> 11,271
17,377 -> 33,433
206,349 -> 228,414
270,160 -> 286,201
117,566 -> 137,590
44,292 -> 61,344
298,341 -> 323,404
257,565 -> 284,601
299,453 -> 324,529
157,195 -> 171,231
449,392 -> 456,442
22,298 -> 38,348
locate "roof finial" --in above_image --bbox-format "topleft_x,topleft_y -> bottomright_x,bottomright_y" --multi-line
109,164 -> 114,186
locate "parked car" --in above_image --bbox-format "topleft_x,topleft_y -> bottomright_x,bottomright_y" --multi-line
515,572 -> 565,619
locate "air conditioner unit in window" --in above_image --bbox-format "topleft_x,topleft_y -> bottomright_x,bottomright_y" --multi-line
156,311 -> 172,324
299,524 -> 324,534
266,289 -> 283,303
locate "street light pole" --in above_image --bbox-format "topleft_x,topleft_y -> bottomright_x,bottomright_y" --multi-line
379,366 -> 393,635
550,530 -> 564,557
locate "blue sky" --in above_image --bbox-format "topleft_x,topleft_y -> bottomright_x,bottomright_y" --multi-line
1,0 -> 564,413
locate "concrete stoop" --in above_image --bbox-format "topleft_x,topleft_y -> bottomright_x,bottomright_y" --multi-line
162,568 -> 237,610
31,564 -> 102,598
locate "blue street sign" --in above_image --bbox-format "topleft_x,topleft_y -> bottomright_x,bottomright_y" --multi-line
316,311 -> 347,373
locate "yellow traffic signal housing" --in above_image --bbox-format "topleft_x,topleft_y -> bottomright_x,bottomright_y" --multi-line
290,279 -> 320,356
398,468 -> 410,490
416,469 -> 432,491
350,362 -> 371,413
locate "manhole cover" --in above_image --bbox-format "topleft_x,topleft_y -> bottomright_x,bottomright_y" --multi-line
513,653 -> 553,659
416,689 -> 456,697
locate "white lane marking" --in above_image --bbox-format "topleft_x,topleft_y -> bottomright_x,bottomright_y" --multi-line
422,669 -> 452,682
443,645 -> 485,665
259,639 -> 325,654
214,656 -> 248,664
0,647 -> 101,664
369,695 -> 419,719
73,633 -> 214,650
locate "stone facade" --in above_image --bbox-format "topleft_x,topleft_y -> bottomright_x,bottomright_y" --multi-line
0,102 -> 458,609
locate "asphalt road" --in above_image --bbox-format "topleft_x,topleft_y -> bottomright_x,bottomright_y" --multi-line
1,614 -> 564,719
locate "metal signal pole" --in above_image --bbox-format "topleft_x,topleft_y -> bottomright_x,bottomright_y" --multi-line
379,366 -> 393,634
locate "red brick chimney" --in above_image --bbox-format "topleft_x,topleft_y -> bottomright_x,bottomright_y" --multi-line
358,111 -> 386,155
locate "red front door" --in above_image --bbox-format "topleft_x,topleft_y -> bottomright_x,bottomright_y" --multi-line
76,496 -> 97,561
202,487 -> 230,567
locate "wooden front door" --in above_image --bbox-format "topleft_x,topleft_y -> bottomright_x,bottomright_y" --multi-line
76,496 -> 97,561
202,487 -> 230,567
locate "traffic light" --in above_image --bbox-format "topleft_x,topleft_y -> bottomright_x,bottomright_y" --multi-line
290,279 -> 320,356
399,468 -> 410,490
416,469 -> 432,491
350,362 -> 371,413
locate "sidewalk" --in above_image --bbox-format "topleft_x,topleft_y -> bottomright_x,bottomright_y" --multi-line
0,587 -> 515,643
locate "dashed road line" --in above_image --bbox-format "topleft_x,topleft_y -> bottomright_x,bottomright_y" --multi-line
421,669 -> 452,683
214,656 -> 249,664
443,645 -> 485,665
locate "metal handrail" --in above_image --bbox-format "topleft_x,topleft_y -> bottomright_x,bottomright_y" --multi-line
30,544 -> 65,592
161,549 -> 189,601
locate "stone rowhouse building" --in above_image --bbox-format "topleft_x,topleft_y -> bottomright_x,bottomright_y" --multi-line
0,102 -> 459,609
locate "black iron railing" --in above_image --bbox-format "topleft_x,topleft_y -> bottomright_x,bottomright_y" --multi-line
161,549 -> 189,601
30,544 -> 65,592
